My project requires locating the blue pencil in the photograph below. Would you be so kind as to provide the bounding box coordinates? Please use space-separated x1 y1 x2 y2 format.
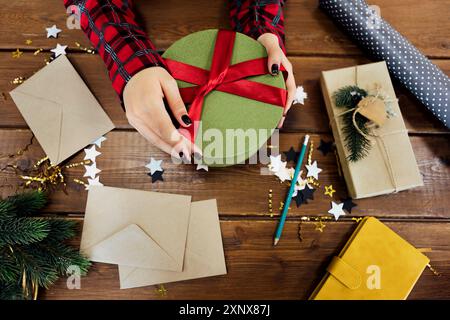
273 134 310 246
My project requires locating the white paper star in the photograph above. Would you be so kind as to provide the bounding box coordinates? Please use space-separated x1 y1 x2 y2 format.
269 154 283 173
46 25 62 38
145 157 163 175
84 145 101 162
306 161 322 180
83 162 101 179
85 176 103 190
196 163 209 171
92 136 107 148
51 44 67 57
328 201 345 220
275 162 291 182
293 86 308 105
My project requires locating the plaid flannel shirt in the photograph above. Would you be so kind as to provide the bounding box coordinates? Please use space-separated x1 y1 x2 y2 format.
64 0 286 98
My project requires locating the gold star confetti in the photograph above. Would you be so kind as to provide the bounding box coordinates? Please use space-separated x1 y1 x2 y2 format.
352 217 363 223
12 49 23 59
155 284 167 297
34 48 43 56
324 184 336 198
314 220 326 232
25 39 33 45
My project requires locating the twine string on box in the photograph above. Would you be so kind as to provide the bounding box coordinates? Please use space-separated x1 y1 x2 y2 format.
331 66 408 192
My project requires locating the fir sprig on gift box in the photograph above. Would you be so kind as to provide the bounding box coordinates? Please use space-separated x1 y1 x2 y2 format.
0 191 90 300
333 86 371 162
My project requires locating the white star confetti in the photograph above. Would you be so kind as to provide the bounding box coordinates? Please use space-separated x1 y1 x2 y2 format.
85 176 103 190
328 201 345 220
145 157 163 175
84 145 101 162
292 86 308 105
92 136 107 148
83 162 101 179
275 162 291 182
269 154 283 173
196 163 209 171
46 25 62 38
51 43 67 57
306 160 322 180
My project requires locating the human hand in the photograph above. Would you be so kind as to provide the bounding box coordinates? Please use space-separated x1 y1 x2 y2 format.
123 67 201 162
257 33 296 128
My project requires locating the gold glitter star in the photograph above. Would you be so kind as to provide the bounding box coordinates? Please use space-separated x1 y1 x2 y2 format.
25 39 33 45
12 49 23 59
155 284 167 297
352 217 363 223
314 220 326 232
324 184 336 198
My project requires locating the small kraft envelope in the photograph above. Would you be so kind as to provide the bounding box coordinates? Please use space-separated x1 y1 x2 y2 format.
80 186 192 272
10 55 115 165
119 199 227 289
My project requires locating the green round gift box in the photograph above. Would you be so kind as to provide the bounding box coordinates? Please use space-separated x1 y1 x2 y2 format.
162 29 286 167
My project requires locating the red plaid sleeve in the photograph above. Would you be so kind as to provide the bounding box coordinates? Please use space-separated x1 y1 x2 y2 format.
229 0 286 52
64 0 165 98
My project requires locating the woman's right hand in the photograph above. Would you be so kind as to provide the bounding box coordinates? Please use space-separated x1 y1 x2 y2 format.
123 67 201 162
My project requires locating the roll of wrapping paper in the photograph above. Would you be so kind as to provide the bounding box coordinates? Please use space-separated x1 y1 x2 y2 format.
319 0 450 129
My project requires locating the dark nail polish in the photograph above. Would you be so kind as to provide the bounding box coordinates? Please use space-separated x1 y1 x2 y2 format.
181 115 192 126
271 64 279 75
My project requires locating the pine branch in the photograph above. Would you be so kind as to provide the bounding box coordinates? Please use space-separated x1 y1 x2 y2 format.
28 240 90 277
333 85 367 108
333 85 372 162
45 219 78 242
0 248 20 283
11 245 59 289
0 217 50 246
7 191 47 217
342 112 371 162
0 200 16 219
0 282 24 300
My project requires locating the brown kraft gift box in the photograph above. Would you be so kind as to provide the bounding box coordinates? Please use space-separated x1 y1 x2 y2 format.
320 61 423 199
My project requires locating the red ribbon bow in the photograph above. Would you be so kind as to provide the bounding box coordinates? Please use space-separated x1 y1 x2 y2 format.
164 30 287 142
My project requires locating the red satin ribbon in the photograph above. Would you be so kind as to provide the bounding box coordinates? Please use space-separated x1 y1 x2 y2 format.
164 29 287 142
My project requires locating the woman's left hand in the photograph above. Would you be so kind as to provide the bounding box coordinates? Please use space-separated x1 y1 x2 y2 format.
258 33 296 128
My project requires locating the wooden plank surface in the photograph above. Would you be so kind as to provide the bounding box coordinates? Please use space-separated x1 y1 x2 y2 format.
1 0 449 58
1 53 448 133
0 0 449 301
1 129 449 218
41 219 450 300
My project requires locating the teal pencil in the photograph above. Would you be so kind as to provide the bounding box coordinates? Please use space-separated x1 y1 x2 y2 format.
273 134 310 246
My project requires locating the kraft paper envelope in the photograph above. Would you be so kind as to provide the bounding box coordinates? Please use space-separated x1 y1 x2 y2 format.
10 55 115 165
119 199 227 289
80 186 192 272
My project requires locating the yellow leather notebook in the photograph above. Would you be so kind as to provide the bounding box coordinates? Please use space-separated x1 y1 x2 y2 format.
310 217 429 300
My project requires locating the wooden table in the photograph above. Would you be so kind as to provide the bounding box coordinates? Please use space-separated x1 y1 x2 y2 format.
0 0 449 300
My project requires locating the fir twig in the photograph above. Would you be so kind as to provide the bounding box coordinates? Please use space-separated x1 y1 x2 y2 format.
0 191 90 299
333 85 372 162
0 282 24 300
7 191 47 216
0 217 50 246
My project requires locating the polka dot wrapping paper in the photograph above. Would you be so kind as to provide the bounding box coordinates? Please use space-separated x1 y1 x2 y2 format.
319 0 450 129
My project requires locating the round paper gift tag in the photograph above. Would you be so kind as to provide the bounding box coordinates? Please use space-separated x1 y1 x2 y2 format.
162 29 285 167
